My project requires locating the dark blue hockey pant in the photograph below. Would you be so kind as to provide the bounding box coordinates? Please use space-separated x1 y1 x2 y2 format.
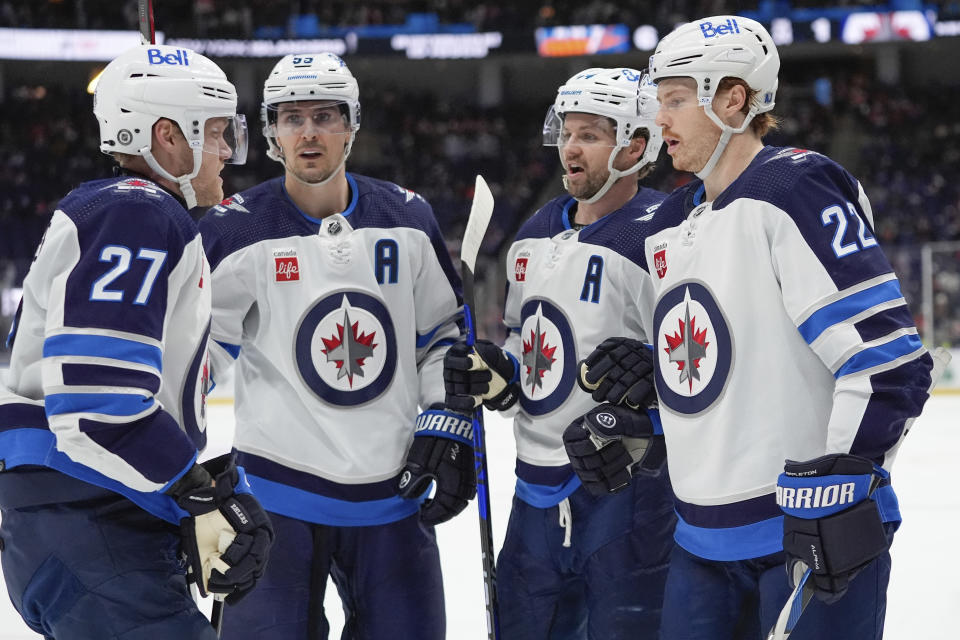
0 468 216 639
219 510 445 640
497 471 676 640
659 525 894 640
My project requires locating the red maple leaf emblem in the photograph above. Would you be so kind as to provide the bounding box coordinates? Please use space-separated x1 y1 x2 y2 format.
521 329 557 395
321 321 378 388
663 316 710 392
125 179 149 187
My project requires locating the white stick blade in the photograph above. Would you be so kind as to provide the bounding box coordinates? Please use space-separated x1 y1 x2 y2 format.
461 175 494 274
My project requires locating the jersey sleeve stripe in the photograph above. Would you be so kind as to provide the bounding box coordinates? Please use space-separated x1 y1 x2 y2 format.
61 363 161 394
834 333 925 378
45 392 156 418
214 339 241 360
415 324 443 348
43 334 163 371
797 279 904 344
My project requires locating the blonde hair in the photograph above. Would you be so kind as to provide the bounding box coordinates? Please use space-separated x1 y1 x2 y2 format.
716 77 779 137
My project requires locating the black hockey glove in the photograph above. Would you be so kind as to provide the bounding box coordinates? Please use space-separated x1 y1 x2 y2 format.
578 337 656 410
398 406 477 526
777 453 894 604
168 454 274 604
443 339 520 413
562 403 666 497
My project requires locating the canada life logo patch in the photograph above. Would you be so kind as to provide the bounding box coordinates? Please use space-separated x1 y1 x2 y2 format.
653 242 667 279
515 257 528 282
653 281 733 415
274 248 300 282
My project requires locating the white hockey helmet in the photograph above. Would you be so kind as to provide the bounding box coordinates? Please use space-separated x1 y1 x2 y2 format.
261 53 361 169
649 16 779 179
94 44 247 207
544 67 663 204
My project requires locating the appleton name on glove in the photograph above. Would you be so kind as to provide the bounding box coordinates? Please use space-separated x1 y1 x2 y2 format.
777 453 894 603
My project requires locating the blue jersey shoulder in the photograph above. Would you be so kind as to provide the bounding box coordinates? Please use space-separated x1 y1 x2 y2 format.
579 187 673 270
718 146 890 290
55 177 196 340
516 188 672 271
59 177 197 247
515 195 571 242
349 173 438 235
199 177 314 271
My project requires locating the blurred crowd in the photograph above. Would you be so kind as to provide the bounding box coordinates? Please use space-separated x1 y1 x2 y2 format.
3 1 959 38
3 56 960 350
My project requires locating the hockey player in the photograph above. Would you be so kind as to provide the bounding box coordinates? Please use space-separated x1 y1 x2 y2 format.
0 44 273 639
569 17 940 640
198 53 470 639
443 68 679 639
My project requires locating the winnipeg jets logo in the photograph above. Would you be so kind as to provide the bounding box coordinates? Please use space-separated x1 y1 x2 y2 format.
321 307 378 388
663 299 710 392
653 282 732 415
295 291 397 405
522 315 557 394
517 299 576 415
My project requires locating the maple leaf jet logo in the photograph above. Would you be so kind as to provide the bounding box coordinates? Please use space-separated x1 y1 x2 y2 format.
521 316 557 394
663 300 710 393
321 308 377 388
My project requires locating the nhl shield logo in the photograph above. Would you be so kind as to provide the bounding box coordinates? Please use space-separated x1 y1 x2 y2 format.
654 249 667 279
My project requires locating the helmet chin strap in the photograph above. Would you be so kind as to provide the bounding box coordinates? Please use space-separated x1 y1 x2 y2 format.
566 146 644 205
142 147 204 209
695 105 756 181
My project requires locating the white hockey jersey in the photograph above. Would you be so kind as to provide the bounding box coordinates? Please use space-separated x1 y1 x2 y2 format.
644 146 934 561
0 175 210 523
502 188 677 506
199 173 463 526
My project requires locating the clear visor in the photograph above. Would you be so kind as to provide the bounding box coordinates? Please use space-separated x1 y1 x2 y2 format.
267 100 354 137
201 113 248 165
542 106 617 148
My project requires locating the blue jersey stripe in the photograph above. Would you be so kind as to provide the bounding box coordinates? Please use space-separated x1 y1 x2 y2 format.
835 333 924 378
43 334 163 371
0 428 189 524
674 513 784 561
797 279 903 344
61 363 161 394
514 475 581 508
415 324 442 348
215 340 241 360
46 393 155 417
247 473 421 526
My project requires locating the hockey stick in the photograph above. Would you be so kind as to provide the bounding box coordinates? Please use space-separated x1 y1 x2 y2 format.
460 175 502 640
766 563 814 640
766 346 952 640
137 0 155 45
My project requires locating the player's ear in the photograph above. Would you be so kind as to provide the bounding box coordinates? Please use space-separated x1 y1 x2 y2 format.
718 84 748 123
628 132 648 161
152 118 181 152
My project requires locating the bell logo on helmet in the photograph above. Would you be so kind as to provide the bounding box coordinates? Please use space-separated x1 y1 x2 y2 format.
699 18 741 38
147 48 190 66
